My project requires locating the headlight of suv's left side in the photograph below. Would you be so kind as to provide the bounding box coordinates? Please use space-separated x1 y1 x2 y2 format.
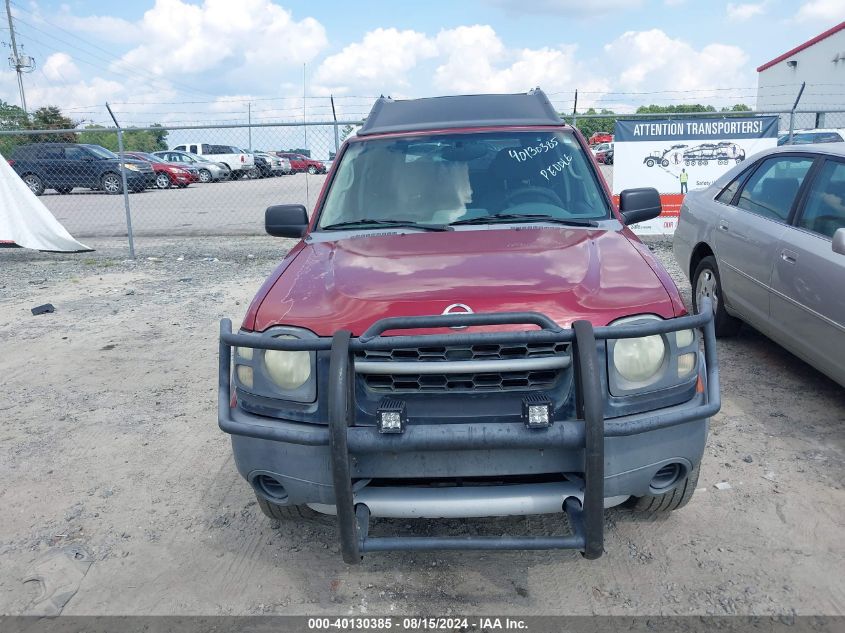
232 326 317 403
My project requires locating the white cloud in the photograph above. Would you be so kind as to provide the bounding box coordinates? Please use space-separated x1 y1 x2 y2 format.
41 53 81 83
794 0 845 22
55 5 142 44
726 2 767 21
116 0 327 80
312 28 438 95
485 0 643 16
605 29 750 97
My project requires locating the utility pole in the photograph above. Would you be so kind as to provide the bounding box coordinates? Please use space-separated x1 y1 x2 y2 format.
247 102 252 150
5 0 35 113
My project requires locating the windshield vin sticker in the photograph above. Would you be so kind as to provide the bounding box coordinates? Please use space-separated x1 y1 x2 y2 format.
540 155 572 181
508 138 559 162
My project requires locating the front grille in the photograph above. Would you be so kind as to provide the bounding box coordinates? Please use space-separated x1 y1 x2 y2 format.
357 342 569 393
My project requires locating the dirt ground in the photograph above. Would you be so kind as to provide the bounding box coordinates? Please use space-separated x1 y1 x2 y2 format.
0 235 843 616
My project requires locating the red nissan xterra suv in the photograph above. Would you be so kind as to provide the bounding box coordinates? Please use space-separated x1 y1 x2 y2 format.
218 90 720 563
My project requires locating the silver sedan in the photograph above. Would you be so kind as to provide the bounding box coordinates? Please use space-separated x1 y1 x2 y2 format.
152 150 230 182
674 143 845 386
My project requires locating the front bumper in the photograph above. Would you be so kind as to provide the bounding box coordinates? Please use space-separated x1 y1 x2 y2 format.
218 304 720 562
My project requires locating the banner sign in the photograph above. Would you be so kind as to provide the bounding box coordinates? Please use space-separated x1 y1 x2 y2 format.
612 116 779 234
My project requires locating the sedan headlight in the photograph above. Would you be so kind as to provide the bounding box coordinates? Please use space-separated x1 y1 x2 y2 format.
233 327 316 403
121 163 140 171
608 315 698 395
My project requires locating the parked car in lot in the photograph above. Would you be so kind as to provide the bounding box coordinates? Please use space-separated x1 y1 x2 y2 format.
218 90 721 564
255 151 289 176
604 147 614 165
595 144 613 164
276 152 326 174
171 143 254 179
777 128 845 146
589 132 613 146
124 151 196 189
674 143 845 386
591 142 612 156
152 150 230 183
8 143 154 195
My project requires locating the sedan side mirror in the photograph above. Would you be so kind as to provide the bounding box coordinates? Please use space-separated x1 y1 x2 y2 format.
266 204 309 238
833 228 845 256
619 187 662 225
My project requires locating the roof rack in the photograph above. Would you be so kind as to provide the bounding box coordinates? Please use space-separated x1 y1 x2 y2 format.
357 88 563 137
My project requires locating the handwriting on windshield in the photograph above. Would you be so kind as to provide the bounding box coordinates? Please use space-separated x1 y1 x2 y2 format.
540 155 572 181
508 139 559 162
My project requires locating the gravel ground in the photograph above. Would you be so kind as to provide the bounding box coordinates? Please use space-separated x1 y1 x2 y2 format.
0 234 843 616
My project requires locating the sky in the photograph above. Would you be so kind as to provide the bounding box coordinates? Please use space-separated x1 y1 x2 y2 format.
1 0 844 128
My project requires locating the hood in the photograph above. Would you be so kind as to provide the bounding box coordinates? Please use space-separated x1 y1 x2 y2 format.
251 227 676 336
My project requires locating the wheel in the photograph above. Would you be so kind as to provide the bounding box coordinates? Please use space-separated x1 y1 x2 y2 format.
23 174 45 196
661 158 669 167
307 165 317 175
247 167 260 179
692 255 742 337
645 158 655 167
255 494 330 523
155 172 172 189
625 463 700 514
198 169 212 183
101 173 123 194
54 186 73 195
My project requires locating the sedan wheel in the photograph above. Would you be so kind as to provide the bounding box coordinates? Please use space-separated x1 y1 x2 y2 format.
692 255 741 337
199 169 212 183
23 174 45 196
155 172 172 189
307 165 317 175
101 173 123 195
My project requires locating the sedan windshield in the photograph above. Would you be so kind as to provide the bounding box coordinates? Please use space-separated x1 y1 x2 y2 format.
86 145 118 159
317 130 609 229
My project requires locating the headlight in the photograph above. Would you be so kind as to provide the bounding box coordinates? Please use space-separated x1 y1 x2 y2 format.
122 163 140 171
233 328 316 403
264 336 311 389
608 315 699 396
613 334 666 382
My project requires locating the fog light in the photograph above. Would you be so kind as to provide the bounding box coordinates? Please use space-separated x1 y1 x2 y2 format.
677 353 696 378
522 393 552 428
377 398 406 434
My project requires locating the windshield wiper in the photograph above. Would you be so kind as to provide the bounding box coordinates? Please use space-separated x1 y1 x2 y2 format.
321 218 452 232
450 213 598 227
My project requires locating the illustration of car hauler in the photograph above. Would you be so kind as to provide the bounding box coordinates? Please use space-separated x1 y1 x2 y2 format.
644 142 746 167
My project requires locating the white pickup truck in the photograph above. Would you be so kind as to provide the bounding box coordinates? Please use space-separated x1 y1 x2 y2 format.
171 143 255 179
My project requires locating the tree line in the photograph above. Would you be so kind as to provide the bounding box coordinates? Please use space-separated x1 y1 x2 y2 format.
0 101 168 158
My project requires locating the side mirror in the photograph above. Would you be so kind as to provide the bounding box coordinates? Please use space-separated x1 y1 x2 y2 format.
265 204 309 238
619 187 662 225
833 228 845 256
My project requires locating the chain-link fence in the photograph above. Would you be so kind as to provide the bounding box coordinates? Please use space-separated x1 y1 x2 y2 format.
0 120 359 251
3 109 845 253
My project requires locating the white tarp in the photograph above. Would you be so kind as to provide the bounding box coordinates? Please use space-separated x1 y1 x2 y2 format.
0 151 91 252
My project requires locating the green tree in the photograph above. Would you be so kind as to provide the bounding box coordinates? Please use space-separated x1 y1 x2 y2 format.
635 104 718 114
78 125 170 152
570 108 617 140
0 100 29 158
29 106 78 142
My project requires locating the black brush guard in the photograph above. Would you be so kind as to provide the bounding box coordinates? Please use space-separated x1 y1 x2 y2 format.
218 300 719 563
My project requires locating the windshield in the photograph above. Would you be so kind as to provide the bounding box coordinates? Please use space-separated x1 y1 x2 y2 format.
317 130 610 229
86 145 118 159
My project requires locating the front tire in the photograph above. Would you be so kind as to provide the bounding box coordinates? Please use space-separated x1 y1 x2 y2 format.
625 463 700 514
255 495 329 523
307 165 317 175
155 172 172 189
692 255 741 337
101 173 123 195
198 169 212 183
23 174 45 196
